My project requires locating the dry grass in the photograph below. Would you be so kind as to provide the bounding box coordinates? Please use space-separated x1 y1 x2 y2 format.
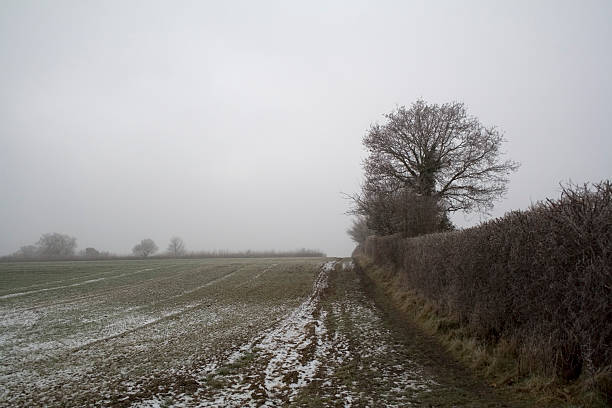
355 255 610 407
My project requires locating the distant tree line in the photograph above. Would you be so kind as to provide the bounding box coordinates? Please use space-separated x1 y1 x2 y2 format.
177 248 326 258
3 234 324 261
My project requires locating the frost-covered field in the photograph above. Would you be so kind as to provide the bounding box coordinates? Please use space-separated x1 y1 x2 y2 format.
0 258 325 406
0 258 518 407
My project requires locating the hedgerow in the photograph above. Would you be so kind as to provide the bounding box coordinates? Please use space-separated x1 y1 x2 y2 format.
361 181 611 383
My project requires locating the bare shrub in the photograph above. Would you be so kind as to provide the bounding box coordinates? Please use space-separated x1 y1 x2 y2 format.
360 181 612 382
347 216 372 245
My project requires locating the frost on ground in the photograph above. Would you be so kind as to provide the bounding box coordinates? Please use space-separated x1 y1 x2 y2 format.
1 257 506 408
0 258 321 407
132 259 440 407
132 260 335 407
287 259 438 407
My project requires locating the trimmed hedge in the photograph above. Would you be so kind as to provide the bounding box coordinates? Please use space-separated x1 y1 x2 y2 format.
361 181 611 380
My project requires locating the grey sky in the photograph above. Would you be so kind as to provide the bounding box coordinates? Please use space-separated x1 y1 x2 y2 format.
1 0 611 257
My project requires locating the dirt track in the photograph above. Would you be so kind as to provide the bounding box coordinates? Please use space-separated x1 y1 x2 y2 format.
1 259 533 407
134 259 532 407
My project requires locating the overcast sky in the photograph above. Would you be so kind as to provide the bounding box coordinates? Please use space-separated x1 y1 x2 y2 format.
1 0 611 257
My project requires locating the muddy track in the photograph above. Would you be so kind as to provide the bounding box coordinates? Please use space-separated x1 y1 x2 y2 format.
132 260 337 407
353 261 534 407
132 260 534 407
1 259 535 407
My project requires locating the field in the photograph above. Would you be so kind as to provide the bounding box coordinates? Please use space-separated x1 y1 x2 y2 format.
0 258 530 407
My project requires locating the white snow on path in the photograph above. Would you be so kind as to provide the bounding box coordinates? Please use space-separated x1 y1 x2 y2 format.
133 260 338 408
259 260 334 402
128 259 440 407
204 260 336 407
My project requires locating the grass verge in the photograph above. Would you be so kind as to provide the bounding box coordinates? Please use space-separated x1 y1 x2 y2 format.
354 255 610 408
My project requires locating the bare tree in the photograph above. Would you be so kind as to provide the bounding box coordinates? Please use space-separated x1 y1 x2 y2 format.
350 182 452 237
347 216 372 244
13 245 39 259
363 100 519 213
167 236 186 257
37 233 77 257
132 239 158 257
352 100 518 236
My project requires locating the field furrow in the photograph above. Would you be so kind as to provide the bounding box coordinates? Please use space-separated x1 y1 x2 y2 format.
1 257 529 407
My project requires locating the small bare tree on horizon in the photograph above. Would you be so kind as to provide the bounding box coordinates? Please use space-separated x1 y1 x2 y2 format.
132 239 158 257
167 236 186 257
37 233 77 257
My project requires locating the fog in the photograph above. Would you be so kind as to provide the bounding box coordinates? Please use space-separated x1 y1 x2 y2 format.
1 0 611 257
